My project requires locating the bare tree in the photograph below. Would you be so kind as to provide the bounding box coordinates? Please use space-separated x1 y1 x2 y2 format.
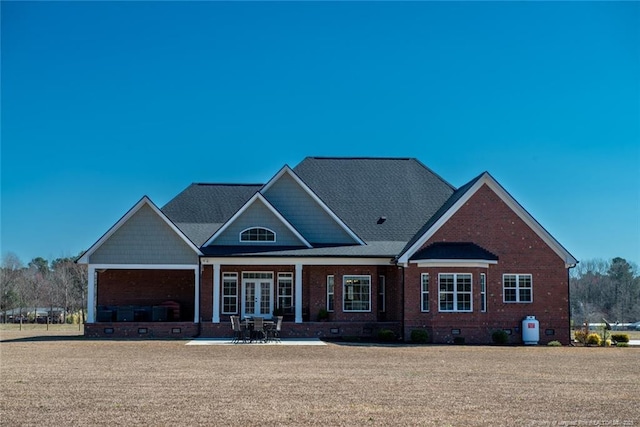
0 253 24 322
571 257 640 325
51 256 87 323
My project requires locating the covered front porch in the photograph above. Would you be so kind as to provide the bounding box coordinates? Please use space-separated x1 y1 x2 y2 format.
86 264 200 322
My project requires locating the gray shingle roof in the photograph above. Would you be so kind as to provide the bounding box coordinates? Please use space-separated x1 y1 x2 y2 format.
410 242 498 261
293 157 455 242
397 172 485 258
162 158 461 257
162 183 262 223
201 241 406 257
162 184 262 246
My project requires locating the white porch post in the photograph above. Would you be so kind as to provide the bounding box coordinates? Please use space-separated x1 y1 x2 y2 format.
295 263 303 323
212 263 221 323
87 266 96 323
193 266 200 323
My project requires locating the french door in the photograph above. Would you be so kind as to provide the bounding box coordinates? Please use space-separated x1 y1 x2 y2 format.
241 272 273 318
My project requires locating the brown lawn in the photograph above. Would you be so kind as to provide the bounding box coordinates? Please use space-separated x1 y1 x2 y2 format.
1 326 638 426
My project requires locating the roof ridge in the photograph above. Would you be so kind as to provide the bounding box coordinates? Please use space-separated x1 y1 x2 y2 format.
193 183 263 187
308 156 414 160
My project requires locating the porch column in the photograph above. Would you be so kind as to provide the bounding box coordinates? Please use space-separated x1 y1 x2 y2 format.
193 266 200 323
87 266 96 323
212 263 221 323
295 263 303 323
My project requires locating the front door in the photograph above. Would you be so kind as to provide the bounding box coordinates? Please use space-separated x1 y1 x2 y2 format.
242 272 273 318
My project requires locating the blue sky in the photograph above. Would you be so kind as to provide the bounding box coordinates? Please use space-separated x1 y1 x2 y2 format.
1 1 639 266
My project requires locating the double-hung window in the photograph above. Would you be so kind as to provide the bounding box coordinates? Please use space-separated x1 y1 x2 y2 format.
326 275 334 312
438 273 472 312
480 273 487 312
503 274 532 303
222 273 238 314
378 275 386 313
343 275 371 312
277 273 293 314
421 273 430 312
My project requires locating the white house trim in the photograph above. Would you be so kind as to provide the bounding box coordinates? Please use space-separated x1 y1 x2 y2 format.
201 257 393 266
87 264 198 270
203 193 312 248
397 173 578 268
411 259 498 268
87 266 96 323
212 263 221 323
295 264 303 323
76 196 202 264
260 165 365 245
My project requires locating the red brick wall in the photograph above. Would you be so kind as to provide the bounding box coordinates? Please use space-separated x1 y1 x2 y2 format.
206 265 297 322
403 184 571 344
92 182 571 344
199 264 400 324
303 265 398 322
97 269 196 321
85 322 198 339
200 266 212 321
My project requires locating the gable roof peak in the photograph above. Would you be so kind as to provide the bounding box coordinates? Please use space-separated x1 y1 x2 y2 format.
397 171 578 268
77 195 202 264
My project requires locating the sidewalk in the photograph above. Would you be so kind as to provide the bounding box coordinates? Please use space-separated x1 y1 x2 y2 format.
186 338 327 346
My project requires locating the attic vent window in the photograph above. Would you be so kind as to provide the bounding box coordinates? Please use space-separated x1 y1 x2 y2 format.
240 227 276 242
377 216 387 224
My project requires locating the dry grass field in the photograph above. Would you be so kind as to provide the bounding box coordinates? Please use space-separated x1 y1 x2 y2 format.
1 326 638 427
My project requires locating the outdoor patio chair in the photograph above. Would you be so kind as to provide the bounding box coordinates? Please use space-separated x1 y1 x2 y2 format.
230 316 247 343
267 316 283 343
251 317 266 343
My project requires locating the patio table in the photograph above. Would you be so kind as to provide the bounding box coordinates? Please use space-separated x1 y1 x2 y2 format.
242 318 275 342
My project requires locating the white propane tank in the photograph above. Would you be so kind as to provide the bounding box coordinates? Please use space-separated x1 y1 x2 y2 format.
522 316 540 345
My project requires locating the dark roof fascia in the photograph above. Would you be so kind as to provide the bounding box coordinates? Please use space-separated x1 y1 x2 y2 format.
410 242 499 261
200 245 309 256
199 241 406 258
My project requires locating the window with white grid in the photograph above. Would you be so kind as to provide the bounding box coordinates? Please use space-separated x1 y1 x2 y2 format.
438 273 472 312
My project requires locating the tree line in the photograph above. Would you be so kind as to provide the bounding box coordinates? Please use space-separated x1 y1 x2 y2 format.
1 251 638 325
0 252 87 323
570 257 640 326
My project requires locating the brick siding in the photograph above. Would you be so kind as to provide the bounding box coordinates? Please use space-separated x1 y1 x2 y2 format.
403 184 571 344
97 269 196 321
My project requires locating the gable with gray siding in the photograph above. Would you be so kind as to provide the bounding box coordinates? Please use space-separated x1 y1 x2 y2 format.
208 199 306 247
90 204 199 265
262 172 356 245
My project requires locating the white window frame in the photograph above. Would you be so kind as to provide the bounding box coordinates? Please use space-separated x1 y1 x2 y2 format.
378 275 386 313
222 272 238 314
421 273 430 312
239 227 276 242
503 274 533 303
277 272 294 314
343 275 371 312
438 273 473 312
327 275 334 312
241 271 274 318
480 273 487 312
